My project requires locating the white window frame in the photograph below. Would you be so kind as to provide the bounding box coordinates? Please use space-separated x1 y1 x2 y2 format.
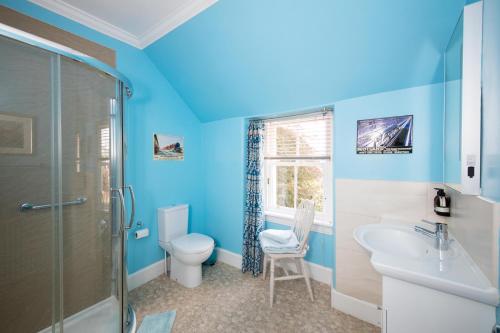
262 113 333 235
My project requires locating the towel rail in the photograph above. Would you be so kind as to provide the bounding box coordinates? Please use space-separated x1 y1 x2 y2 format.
19 196 87 211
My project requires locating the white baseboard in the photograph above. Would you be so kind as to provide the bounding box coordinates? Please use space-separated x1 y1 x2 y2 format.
331 288 382 327
216 247 332 286
216 248 242 268
126 248 332 291
307 261 332 285
127 259 165 291
276 258 332 285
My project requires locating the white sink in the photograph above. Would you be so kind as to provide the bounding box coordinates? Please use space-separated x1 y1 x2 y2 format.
353 223 498 306
354 224 457 260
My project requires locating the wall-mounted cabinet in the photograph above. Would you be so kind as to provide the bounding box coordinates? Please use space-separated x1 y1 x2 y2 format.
444 1 483 195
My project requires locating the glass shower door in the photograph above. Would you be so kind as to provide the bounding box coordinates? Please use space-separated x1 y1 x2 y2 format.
0 35 62 333
0 33 126 332
58 56 123 332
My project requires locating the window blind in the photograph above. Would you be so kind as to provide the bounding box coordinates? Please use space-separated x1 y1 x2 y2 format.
100 127 110 159
264 111 332 160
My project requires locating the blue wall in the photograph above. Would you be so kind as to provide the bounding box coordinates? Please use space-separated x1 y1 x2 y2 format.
444 80 462 185
144 0 464 122
199 82 444 270
335 83 444 182
202 118 245 254
0 0 455 277
0 0 206 274
443 13 463 185
201 117 335 268
1 0 339 274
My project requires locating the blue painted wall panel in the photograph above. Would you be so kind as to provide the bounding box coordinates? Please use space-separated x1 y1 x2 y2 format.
202 118 246 254
145 0 464 122
335 83 444 182
444 80 462 185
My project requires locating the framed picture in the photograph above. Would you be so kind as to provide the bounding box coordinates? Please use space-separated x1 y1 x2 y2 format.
0 114 33 155
153 133 184 160
356 115 413 154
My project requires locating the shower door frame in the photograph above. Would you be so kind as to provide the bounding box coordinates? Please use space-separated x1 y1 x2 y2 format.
0 23 135 333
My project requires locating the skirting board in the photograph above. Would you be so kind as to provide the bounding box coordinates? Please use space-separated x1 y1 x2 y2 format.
128 260 165 291
126 248 332 291
216 247 243 268
331 288 382 327
216 247 332 285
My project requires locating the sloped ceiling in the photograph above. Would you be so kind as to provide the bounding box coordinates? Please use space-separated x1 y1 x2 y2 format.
145 0 465 122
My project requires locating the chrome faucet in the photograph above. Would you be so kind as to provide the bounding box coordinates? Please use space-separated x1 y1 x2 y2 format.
414 219 450 251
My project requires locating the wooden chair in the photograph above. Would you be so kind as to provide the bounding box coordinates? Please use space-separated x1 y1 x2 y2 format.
261 200 315 306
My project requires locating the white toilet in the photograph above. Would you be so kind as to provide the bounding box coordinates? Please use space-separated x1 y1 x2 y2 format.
157 204 214 288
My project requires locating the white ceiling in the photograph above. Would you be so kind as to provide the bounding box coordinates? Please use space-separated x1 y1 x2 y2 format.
29 0 217 48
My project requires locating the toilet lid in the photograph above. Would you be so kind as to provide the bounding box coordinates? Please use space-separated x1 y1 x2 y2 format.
171 233 214 255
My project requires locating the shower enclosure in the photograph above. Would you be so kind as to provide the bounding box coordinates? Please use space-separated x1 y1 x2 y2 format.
0 24 136 332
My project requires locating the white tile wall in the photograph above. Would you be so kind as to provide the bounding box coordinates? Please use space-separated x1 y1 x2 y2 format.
446 186 500 287
336 179 444 305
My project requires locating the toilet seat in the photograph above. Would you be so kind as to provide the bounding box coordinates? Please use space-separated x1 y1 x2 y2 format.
171 233 214 255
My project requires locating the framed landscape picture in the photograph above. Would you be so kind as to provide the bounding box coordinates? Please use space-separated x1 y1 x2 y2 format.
356 115 413 154
0 113 33 155
153 133 184 160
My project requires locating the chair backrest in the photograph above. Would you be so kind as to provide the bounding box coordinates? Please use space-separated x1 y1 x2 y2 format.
293 200 315 252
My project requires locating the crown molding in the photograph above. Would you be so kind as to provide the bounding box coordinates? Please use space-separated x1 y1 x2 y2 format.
28 0 217 49
137 0 217 48
29 0 141 47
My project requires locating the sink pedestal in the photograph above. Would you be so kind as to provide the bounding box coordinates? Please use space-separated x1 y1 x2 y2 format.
382 276 495 333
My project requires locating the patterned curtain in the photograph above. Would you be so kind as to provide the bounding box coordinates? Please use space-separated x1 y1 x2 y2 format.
242 120 265 276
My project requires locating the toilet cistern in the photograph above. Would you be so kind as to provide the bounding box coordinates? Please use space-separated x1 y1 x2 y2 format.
157 205 214 288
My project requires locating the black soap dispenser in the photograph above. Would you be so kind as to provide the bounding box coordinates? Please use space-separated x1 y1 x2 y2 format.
434 188 451 217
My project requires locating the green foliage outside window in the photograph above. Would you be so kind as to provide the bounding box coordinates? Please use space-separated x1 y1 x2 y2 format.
274 126 324 212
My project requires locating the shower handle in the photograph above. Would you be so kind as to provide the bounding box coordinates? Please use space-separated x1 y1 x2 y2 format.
111 188 126 232
123 185 135 230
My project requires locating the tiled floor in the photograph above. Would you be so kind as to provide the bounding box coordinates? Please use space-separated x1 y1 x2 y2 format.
129 262 380 333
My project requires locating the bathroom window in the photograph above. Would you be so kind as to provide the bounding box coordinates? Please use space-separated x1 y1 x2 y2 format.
263 111 333 225
100 126 110 209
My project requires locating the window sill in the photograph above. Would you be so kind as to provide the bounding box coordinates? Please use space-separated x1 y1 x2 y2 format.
264 211 333 235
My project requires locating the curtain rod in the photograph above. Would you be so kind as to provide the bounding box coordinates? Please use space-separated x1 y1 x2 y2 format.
250 106 334 122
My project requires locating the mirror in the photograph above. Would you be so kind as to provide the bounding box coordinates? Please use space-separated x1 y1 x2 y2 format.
443 2 482 195
443 15 464 190
444 13 463 190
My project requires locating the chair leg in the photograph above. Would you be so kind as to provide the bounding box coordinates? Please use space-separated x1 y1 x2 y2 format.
270 258 275 307
295 258 301 275
300 258 314 301
262 254 267 280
